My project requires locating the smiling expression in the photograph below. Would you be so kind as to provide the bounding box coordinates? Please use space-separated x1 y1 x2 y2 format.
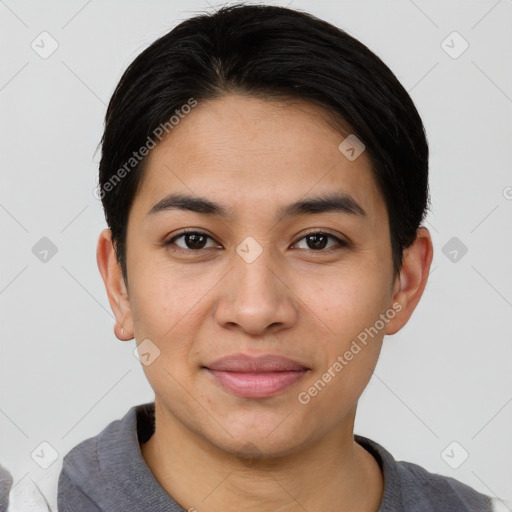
117 94 402 457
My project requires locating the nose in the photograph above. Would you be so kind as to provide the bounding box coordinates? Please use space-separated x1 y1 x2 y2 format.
214 246 298 337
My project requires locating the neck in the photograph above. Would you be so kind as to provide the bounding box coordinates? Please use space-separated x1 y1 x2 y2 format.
141 399 383 512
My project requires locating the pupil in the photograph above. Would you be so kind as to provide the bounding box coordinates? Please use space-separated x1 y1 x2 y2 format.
183 233 329 250
186 233 206 249
308 233 327 250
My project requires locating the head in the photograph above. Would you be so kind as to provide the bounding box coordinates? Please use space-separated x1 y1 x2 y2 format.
97 4 433 460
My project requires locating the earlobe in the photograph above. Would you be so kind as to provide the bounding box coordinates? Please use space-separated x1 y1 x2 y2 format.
96 229 135 341
385 227 434 335
113 322 133 342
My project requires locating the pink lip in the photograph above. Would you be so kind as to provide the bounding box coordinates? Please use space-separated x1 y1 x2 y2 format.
204 354 309 398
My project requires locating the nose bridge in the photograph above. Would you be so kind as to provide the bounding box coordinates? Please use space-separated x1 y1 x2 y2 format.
232 236 282 302
214 236 297 334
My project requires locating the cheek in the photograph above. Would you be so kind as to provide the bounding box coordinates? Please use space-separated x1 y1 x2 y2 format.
128 259 213 340
301 268 391 345
294 269 389 394
127 274 200 387
295 277 386 419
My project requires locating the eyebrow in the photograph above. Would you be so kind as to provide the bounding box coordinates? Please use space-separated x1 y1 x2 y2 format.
146 192 367 221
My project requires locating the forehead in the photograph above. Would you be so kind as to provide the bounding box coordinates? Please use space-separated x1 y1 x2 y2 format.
133 94 384 224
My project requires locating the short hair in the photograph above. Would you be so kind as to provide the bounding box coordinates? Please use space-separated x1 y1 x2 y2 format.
98 3 430 283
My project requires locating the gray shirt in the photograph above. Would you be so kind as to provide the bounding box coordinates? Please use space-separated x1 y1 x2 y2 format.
57 402 500 511
0 464 12 512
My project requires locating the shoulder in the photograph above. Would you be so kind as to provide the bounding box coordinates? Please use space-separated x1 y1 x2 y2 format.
1 464 12 512
58 413 125 501
396 458 496 511
57 429 103 511
58 403 154 511
59 402 141 479
355 435 509 512
1 462 54 512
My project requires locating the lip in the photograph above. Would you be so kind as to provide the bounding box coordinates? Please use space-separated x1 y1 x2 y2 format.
203 354 310 398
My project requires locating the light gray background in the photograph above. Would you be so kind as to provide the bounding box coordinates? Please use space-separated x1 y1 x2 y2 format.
1 0 511 507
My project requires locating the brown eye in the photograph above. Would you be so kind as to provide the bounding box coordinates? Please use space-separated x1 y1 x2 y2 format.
294 231 347 251
165 231 219 251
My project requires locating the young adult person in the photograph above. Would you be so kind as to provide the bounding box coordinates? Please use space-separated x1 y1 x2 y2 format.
56 4 507 511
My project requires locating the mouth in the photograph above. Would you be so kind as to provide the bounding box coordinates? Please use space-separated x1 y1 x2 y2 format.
203 354 310 399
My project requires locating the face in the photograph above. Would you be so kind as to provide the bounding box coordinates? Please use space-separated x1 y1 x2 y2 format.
119 95 402 458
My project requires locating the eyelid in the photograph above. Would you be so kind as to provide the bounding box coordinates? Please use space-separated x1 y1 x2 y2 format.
164 228 349 252
164 228 220 249
291 230 349 250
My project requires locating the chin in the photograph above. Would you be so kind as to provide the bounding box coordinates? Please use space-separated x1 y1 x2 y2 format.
202 411 312 459
220 433 306 463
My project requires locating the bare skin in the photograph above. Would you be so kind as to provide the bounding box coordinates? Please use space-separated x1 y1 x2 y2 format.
97 94 433 511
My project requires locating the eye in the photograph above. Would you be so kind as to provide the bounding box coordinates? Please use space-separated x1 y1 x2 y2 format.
163 229 348 253
293 231 348 251
164 230 220 252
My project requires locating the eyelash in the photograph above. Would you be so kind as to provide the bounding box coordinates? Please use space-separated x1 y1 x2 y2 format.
163 229 348 254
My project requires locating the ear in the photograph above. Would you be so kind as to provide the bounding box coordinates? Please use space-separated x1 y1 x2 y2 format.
385 227 434 335
96 229 134 341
